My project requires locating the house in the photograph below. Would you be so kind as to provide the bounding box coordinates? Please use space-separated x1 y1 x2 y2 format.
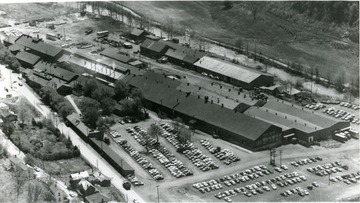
88 173 111 187
15 51 41 68
77 179 97 197
14 35 64 62
129 28 148 42
260 85 285 96
49 182 68 203
85 193 110 203
194 56 274 89
66 113 103 140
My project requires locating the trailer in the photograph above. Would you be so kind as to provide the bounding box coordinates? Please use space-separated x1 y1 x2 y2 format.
97 30 109 38
46 33 57 41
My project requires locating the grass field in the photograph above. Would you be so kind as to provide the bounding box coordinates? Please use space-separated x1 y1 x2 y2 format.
122 1 359 83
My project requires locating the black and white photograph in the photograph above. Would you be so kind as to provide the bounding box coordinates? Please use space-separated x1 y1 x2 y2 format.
0 0 358 202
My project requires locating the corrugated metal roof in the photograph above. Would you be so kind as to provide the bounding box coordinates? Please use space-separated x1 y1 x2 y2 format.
15 51 40 65
194 56 266 84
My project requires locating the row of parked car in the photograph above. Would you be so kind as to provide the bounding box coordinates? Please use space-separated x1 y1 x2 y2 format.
280 186 311 197
213 171 308 201
289 156 323 167
195 165 272 196
149 147 193 178
118 142 164 181
323 107 360 124
109 130 121 138
127 125 193 178
303 103 326 110
158 123 219 172
200 139 240 165
340 102 360 110
306 161 348 176
341 171 360 184
126 174 144 186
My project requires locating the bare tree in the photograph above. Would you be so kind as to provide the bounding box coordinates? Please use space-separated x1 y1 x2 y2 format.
248 2 263 21
17 98 30 129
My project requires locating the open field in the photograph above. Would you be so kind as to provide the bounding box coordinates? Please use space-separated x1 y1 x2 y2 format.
122 1 359 82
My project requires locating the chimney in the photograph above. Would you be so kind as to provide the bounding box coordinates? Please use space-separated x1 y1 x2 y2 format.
199 87 201 90
211 100 213 104
221 104 224 108
198 95 200 99
234 108 237 113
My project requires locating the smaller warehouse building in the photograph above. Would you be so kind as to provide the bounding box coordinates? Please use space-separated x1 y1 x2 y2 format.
194 56 274 89
15 35 64 62
140 39 169 59
15 51 41 68
129 28 148 43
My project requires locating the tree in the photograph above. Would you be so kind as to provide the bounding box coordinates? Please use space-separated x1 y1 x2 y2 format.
177 127 191 144
79 97 101 128
96 117 110 135
91 87 114 102
27 183 43 203
24 154 36 166
114 80 129 100
100 97 116 116
172 117 183 134
2 120 14 137
83 78 98 97
147 124 161 146
335 72 345 92
235 38 243 49
17 98 30 129
223 0 233 10
57 101 74 118
248 2 263 21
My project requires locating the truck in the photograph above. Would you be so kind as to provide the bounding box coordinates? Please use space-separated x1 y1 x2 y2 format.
46 33 57 41
96 30 109 38
333 133 347 143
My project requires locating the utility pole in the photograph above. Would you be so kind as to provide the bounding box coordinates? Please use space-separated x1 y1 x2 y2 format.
156 185 160 203
270 148 276 166
279 149 282 166
328 173 331 185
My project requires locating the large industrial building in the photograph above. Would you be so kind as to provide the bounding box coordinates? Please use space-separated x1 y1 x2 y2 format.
125 72 283 151
194 56 274 89
244 99 350 145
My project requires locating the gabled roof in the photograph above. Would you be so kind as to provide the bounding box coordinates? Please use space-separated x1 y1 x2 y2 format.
9 44 24 52
165 49 199 64
131 28 146 37
66 113 89 136
140 38 154 48
194 56 273 84
3 35 21 45
126 71 181 89
174 95 276 141
90 138 134 172
33 61 78 83
15 51 40 65
15 35 62 58
70 170 90 180
78 179 94 191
